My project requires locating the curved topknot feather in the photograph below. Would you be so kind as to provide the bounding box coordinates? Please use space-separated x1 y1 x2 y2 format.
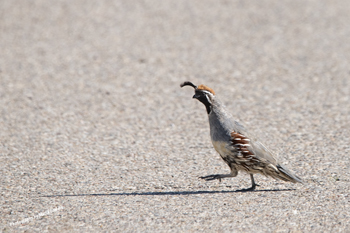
180 81 197 89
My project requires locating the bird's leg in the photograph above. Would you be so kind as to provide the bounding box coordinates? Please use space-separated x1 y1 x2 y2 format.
199 173 233 181
200 169 237 182
236 174 260 192
250 174 259 190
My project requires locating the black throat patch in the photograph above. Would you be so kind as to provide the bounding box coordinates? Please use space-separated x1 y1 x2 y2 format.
196 95 211 114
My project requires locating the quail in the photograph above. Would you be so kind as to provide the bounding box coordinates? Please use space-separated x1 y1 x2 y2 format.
180 81 302 191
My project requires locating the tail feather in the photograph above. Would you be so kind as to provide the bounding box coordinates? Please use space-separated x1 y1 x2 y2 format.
276 165 303 183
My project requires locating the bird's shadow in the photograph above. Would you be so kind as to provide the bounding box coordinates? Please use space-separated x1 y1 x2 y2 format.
41 188 295 198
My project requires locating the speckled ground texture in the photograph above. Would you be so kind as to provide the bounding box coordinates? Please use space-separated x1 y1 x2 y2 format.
1 0 350 232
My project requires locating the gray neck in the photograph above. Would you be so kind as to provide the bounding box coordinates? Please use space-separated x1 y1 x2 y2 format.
208 97 236 142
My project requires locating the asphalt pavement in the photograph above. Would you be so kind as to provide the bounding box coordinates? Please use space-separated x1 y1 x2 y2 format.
1 0 349 232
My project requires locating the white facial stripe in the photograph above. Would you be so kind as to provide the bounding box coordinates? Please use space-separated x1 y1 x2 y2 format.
205 94 212 104
201 90 214 96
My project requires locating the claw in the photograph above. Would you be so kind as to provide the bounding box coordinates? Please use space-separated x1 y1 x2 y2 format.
199 175 222 181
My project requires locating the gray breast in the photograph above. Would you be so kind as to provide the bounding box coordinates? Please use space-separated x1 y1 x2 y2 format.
208 103 235 143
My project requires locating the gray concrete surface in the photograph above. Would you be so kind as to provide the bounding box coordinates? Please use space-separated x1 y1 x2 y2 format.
1 0 349 232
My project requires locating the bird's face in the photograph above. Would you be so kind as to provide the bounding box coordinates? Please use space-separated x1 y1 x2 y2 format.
193 89 214 114
180 81 215 114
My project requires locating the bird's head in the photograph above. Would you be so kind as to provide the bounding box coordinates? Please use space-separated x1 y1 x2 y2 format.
180 81 216 114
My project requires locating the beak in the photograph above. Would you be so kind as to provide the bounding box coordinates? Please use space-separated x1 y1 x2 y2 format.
193 94 199 99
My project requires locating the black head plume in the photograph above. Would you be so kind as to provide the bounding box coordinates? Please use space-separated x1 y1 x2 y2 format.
181 81 213 114
180 81 197 89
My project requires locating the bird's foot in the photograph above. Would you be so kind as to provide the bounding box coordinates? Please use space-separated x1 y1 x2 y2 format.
199 174 223 181
236 184 260 192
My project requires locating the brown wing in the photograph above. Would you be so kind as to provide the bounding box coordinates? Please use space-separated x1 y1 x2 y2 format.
230 125 278 165
231 131 276 172
229 125 302 183
229 131 263 172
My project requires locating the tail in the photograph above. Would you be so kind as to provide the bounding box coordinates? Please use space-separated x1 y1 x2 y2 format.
276 165 303 183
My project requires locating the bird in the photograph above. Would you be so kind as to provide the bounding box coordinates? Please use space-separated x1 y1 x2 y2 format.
180 81 302 191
